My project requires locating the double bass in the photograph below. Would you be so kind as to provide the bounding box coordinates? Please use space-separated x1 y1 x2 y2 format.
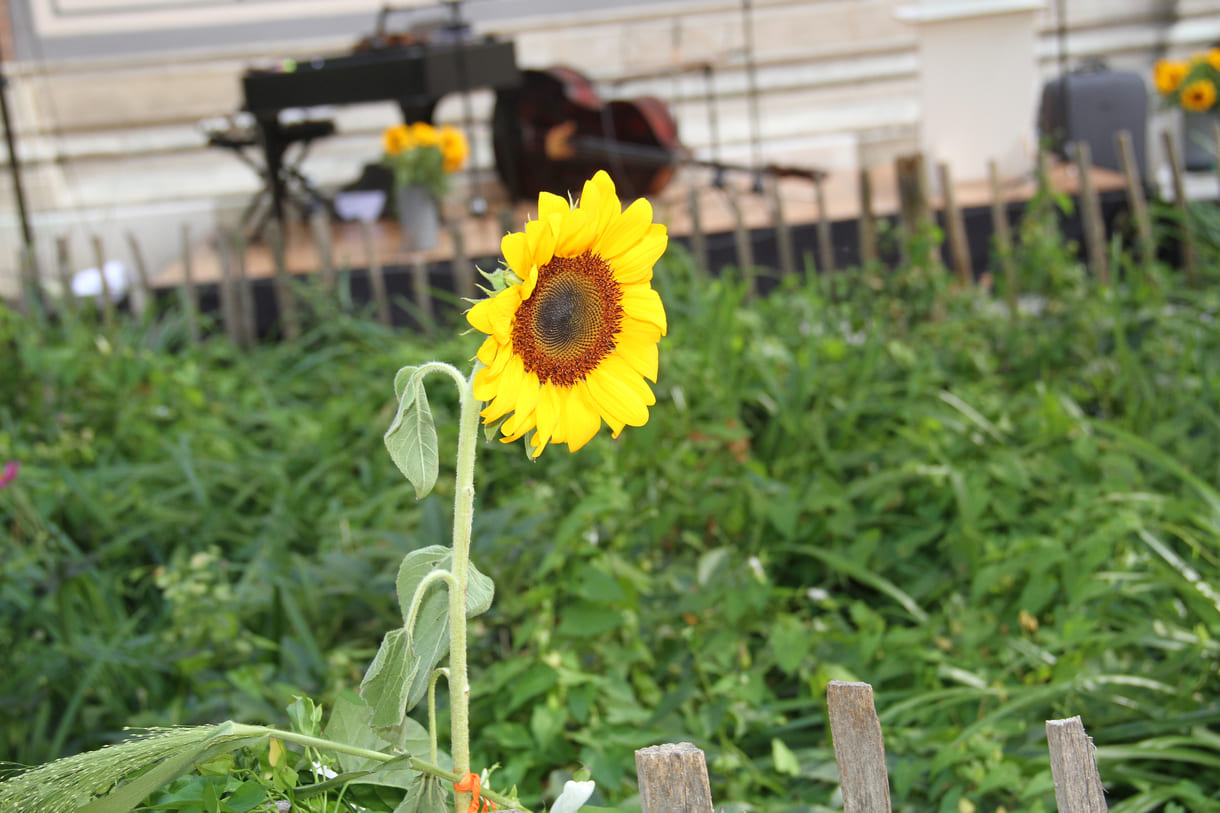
492 66 686 201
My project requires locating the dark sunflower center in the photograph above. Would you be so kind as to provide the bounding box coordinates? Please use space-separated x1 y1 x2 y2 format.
512 252 623 386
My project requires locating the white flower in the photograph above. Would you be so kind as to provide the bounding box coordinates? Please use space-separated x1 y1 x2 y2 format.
550 779 596 813
310 761 338 780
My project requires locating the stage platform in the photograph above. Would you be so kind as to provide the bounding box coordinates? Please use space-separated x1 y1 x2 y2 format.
154 161 1127 285
150 160 1130 334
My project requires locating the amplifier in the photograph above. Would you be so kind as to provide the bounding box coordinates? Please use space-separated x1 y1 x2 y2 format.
1038 65 1148 178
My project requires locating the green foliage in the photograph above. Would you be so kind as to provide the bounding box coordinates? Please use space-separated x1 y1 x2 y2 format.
3 197 1220 812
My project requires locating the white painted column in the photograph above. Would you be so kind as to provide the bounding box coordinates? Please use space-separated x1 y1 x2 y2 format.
896 0 1043 182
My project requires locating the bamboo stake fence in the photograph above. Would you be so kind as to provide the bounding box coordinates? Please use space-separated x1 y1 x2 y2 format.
635 681 1111 813
7 128 1206 338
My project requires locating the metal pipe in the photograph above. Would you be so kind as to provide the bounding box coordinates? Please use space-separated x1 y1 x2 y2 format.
0 38 33 248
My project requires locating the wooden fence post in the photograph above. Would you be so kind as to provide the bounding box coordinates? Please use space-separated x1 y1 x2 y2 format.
124 231 153 317
90 234 116 329
1161 129 1197 284
815 172 834 274
178 224 201 344
267 220 301 340
858 167 877 267
827 680 893 813
725 184 756 294
361 221 392 327
937 161 972 285
988 158 1017 311
310 209 337 295
1073 141 1110 284
635 742 715 813
687 183 709 274
1114 130 1154 268
54 236 76 317
895 153 938 269
1046 717 1108 813
767 174 795 278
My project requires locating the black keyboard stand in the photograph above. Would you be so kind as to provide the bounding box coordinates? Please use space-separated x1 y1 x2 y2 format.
205 117 336 241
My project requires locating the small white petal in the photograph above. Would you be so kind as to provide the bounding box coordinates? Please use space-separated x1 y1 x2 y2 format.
550 779 596 813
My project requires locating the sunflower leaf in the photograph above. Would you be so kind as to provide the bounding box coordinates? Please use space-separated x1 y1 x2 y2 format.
384 368 438 499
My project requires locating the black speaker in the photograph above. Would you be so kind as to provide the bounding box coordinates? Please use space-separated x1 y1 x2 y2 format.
1038 64 1148 177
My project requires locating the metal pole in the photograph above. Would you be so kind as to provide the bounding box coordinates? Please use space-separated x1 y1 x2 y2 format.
0 38 33 248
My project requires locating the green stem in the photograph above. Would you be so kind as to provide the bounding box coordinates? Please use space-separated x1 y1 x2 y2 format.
236 725 529 811
449 367 481 813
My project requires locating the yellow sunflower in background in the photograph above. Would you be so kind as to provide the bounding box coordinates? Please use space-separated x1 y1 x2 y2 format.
1154 59 1189 94
439 126 469 173
1181 78 1218 112
467 170 668 457
383 124 412 156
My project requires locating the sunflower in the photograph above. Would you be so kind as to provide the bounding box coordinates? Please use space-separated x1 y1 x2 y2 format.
467 171 668 457
383 124 413 156
439 126 469 173
1154 59 1188 95
1181 78 1217 112
409 121 440 148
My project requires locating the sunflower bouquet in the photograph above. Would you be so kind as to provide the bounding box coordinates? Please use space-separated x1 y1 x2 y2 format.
382 121 469 200
1153 49 1220 113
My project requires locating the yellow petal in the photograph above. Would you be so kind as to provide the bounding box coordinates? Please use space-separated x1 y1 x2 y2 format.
586 363 650 429
524 218 557 272
613 331 659 382
501 231 532 278
610 224 668 284
530 382 563 456
563 381 603 452
514 369 541 422
620 284 667 335
620 314 663 342
597 197 653 259
500 401 536 442
580 170 621 239
480 355 526 422
599 354 656 406
538 191 570 221
553 208 595 257
476 335 499 366
467 286 521 343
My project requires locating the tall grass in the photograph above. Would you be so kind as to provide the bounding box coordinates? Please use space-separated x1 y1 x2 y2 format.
3 195 1220 811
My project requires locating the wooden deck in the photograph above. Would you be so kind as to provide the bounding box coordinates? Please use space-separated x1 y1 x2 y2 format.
152 161 1128 288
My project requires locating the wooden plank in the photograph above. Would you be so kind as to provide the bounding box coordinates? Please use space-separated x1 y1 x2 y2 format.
987 158 1016 312
1073 141 1110 284
827 680 892 813
635 742 715 813
1161 129 1197 284
938 161 972 285
1114 130 1153 268
1046 717 1108 813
